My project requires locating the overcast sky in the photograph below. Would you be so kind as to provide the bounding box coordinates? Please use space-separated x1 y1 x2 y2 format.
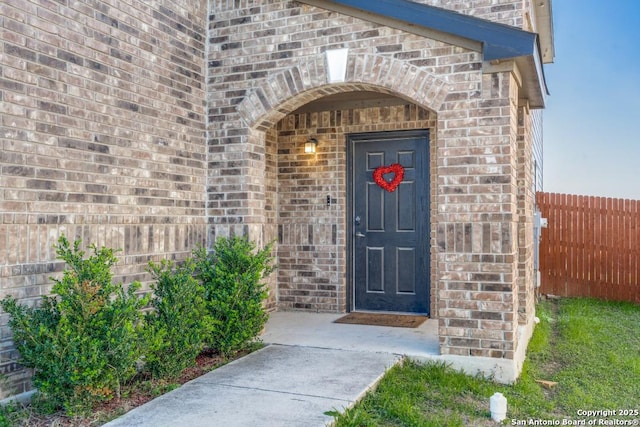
542 0 640 200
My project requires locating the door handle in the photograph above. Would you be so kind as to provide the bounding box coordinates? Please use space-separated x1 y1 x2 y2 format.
355 232 365 238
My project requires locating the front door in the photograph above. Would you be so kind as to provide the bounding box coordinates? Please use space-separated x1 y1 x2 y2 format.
349 130 430 314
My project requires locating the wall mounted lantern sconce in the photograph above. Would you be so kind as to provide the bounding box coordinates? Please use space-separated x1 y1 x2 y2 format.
304 137 318 154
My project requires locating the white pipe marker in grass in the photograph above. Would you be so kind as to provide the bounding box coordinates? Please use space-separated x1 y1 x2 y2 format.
490 392 507 422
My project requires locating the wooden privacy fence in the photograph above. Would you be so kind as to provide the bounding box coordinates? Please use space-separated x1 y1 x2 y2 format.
536 192 640 304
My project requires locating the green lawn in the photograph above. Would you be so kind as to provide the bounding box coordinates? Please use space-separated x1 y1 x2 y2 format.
331 298 640 427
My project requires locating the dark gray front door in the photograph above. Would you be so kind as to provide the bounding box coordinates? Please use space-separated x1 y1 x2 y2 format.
349 130 430 314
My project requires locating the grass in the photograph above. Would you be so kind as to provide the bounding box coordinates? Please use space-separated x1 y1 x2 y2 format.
332 298 640 426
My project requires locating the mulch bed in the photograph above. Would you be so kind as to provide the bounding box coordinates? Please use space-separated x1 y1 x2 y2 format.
12 348 252 427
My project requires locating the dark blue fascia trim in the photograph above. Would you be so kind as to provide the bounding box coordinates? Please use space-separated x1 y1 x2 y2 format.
324 0 538 61
533 38 550 97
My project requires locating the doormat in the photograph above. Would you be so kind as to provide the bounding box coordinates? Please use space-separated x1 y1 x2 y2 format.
334 312 428 328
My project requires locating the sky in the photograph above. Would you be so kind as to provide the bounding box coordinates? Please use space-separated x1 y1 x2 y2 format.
542 0 640 200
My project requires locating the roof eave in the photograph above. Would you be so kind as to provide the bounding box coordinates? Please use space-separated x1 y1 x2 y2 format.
515 43 548 109
302 0 539 60
299 0 549 108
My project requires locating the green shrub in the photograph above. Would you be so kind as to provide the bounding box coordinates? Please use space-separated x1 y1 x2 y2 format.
0 236 146 415
194 237 275 357
143 258 211 379
0 374 27 427
0 401 26 427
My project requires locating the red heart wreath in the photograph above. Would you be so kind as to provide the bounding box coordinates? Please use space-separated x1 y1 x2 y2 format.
373 163 405 192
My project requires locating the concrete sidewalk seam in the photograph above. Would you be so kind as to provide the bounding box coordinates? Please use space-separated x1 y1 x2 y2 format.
266 343 407 358
185 382 354 403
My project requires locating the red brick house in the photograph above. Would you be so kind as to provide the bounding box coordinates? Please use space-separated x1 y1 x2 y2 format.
0 0 553 397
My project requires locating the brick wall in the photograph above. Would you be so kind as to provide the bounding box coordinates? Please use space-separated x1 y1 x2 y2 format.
275 104 436 312
0 0 542 396
207 0 480 234
517 104 536 325
207 0 535 362
413 0 529 27
0 0 207 397
435 71 521 358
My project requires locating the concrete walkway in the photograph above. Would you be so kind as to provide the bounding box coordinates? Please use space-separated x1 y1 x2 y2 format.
104 312 437 427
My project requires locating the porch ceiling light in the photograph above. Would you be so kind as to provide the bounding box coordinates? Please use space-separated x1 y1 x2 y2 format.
305 137 318 153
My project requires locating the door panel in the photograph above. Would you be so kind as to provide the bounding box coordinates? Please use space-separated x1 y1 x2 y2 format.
397 180 415 231
349 131 430 314
397 247 416 294
366 247 384 292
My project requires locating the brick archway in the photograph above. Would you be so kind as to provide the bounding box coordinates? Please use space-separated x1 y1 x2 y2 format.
237 52 451 130
232 51 447 315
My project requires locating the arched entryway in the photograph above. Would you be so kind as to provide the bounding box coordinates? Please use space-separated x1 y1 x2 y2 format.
267 92 436 315
235 51 449 316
